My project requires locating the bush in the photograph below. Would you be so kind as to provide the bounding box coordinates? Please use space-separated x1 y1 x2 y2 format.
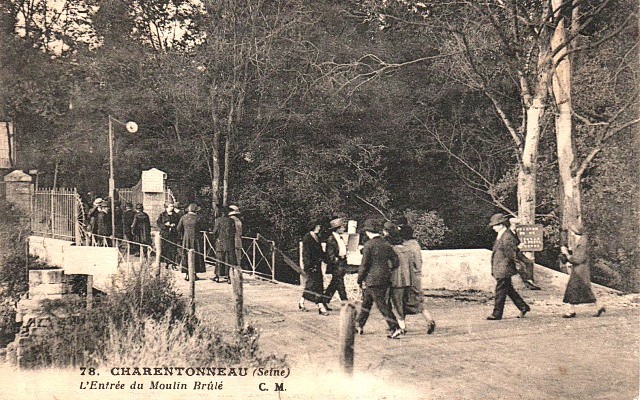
18 269 286 369
403 208 449 248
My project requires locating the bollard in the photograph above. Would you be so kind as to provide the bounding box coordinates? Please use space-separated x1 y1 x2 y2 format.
231 265 244 332
188 249 196 315
338 302 357 376
154 233 162 276
86 275 93 310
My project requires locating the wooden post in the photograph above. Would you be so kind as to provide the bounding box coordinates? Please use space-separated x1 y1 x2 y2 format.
231 264 244 332
139 246 145 270
299 241 305 287
338 302 357 376
271 241 276 282
73 191 81 244
86 275 93 310
154 233 162 276
251 239 256 276
188 249 196 315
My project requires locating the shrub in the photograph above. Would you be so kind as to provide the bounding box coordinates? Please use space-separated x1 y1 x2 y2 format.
18 268 286 369
403 208 449 248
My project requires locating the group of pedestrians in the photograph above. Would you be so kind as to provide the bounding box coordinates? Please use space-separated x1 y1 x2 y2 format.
299 217 436 339
486 213 605 321
156 202 243 283
85 197 151 252
299 212 607 340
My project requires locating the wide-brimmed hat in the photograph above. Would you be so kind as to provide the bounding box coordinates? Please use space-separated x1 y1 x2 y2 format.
360 218 382 233
99 200 110 207
187 203 199 212
135 203 143 211
329 218 344 229
487 213 509 227
93 198 103 206
228 205 241 216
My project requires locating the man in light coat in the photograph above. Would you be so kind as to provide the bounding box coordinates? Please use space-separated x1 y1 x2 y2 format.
487 213 531 320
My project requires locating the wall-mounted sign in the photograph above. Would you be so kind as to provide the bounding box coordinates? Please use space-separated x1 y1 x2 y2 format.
516 224 544 252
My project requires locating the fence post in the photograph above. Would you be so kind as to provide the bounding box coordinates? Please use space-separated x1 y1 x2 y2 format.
231 264 244 332
188 249 196 315
74 190 81 244
86 275 93 310
338 302 357 376
154 233 162 276
251 239 256 276
271 241 276 282
139 245 145 270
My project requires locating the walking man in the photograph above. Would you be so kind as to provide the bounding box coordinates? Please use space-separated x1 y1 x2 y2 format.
356 219 403 339
323 218 349 309
487 213 531 320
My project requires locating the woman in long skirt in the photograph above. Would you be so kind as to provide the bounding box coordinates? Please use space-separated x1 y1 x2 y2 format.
298 221 329 315
560 223 605 318
398 224 436 334
385 222 411 334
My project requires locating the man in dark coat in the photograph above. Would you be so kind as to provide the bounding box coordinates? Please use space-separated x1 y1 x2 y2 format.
487 213 531 320
356 219 403 339
157 202 180 268
122 202 135 242
177 203 206 280
323 218 349 308
210 206 237 283
94 200 112 245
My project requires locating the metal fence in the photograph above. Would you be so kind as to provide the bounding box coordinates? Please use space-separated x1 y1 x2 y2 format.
30 188 82 242
202 232 277 281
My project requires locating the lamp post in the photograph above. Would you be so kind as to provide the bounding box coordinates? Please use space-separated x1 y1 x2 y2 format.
108 115 138 242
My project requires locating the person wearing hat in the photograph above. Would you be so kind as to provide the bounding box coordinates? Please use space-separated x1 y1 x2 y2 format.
177 203 206 280
122 202 135 243
299 220 329 315
559 222 605 318
323 218 349 309
157 202 180 269
228 205 243 264
356 218 403 339
85 197 103 241
487 213 531 320
508 217 541 291
210 205 237 283
94 199 112 245
131 203 152 257
398 224 436 334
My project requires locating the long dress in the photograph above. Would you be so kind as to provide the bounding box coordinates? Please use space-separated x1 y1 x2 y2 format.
177 212 206 274
301 232 325 304
157 211 180 265
403 239 425 314
562 234 597 304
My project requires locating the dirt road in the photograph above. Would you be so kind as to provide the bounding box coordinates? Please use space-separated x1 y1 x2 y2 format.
176 269 639 400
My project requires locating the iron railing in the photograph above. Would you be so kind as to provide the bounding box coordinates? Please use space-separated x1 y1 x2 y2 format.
30 188 82 242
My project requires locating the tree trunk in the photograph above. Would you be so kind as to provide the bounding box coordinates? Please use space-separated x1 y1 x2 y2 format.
552 0 582 248
518 98 544 227
223 134 230 207
212 128 221 214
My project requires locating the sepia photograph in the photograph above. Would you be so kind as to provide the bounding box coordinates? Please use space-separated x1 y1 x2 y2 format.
0 0 638 399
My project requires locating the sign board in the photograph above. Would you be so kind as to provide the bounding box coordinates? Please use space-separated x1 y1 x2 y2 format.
347 220 357 234
516 224 544 252
141 168 166 193
63 246 119 275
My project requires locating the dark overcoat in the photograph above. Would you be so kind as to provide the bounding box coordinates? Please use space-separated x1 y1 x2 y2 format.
131 211 152 245
211 216 236 252
325 234 347 275
357 236 399 288
491 229 519 279
177 212 206 273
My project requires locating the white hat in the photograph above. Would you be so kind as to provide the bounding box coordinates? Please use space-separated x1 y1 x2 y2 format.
229 205 241 216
